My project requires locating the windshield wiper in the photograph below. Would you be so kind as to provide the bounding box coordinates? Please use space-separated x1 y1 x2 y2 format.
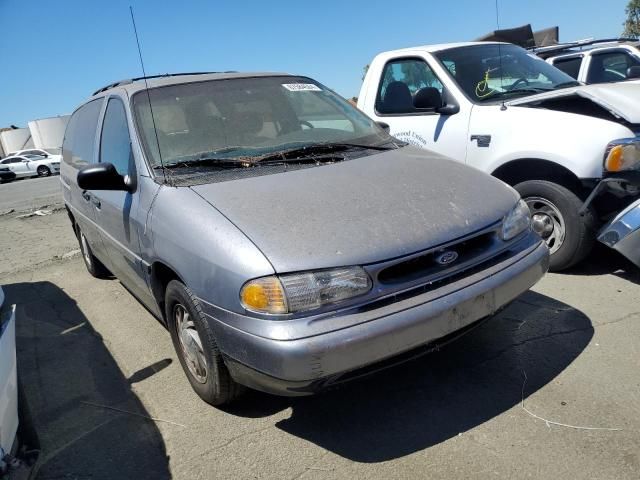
154 142 396 170
251 141 397 163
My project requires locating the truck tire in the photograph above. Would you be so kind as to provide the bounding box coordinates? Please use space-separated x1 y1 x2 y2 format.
515 180 595 271
165 280 242 406
77 227 111 278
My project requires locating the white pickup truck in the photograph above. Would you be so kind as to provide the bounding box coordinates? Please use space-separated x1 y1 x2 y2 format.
358 41 640 271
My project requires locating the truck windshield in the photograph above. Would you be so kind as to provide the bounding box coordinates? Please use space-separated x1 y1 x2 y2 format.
434 44 580 103
132 76 390 168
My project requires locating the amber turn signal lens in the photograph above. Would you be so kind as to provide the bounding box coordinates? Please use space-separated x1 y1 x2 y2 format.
240 277 287 314
605 145 624 172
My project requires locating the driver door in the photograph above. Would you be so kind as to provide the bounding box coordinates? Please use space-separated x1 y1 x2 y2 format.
366 56 469 163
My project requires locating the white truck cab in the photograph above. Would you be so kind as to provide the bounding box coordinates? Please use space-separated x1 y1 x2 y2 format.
536 39 640 84
358 41 640 271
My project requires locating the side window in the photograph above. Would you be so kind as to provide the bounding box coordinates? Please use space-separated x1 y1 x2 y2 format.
587 51 640 83
63 99 103 168
553 57 582 80
100 98 133 176
376 58 444 114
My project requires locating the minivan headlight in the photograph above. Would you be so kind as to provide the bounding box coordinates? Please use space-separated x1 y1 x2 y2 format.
240 267 372 315
501 199 531 241
604 138 640 172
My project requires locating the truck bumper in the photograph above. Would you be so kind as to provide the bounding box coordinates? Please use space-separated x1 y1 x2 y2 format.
202 239 549 396
598 197 640 267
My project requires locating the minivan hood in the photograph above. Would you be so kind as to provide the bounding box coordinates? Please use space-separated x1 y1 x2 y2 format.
506 82 640 123
190 147 518 273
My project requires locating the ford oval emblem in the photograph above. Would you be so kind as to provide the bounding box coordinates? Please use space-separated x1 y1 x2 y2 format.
435 250 459 266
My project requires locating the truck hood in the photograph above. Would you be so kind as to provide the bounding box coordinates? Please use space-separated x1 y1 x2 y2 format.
190 147 519 273
506 82 640 123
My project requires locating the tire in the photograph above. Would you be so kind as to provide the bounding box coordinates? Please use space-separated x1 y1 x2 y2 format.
37 165 51 177
515 180 595 271
165 280 242 406
77 227 111 278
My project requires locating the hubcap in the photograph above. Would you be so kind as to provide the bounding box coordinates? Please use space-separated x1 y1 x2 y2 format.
525 197 566 255
174 304 208 383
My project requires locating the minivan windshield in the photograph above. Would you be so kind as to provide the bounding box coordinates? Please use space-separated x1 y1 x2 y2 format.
132 76 391 168
434 44 580 103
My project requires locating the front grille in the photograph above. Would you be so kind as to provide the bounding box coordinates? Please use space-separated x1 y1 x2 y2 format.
378 230 496 285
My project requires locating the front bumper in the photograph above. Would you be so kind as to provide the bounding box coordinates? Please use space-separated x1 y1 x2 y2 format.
202 237 549 396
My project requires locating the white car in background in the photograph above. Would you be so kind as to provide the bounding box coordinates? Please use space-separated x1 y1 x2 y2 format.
0 153 60 178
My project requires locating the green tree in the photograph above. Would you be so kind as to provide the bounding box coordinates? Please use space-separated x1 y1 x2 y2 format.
362 64 370 81
623 0 640 37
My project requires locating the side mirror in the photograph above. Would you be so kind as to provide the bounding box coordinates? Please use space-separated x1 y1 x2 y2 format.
627 66 640 79
376 121 390 133
78 163 130 191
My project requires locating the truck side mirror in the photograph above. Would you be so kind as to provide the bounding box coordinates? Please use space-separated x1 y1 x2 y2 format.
627 66 640 79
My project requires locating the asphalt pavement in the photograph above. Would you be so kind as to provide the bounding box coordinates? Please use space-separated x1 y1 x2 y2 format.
0 181 639 480
0 175 62 213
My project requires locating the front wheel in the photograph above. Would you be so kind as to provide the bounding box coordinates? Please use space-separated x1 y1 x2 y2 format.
515 180 595 271
165 280 242 406
77 227 111 278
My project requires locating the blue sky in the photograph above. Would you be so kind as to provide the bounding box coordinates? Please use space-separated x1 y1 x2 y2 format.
0 0 631 127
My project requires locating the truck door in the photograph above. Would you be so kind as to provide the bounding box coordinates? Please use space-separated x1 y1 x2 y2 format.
365 56 469 163
91 96 152 304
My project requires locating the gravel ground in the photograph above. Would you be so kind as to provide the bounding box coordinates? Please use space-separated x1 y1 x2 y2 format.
1 200 639 479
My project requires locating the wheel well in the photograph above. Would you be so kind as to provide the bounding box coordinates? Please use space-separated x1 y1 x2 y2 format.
492 159 582 194
150 262 182 322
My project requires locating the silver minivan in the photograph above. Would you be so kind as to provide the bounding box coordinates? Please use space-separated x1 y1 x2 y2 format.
61 72 548 406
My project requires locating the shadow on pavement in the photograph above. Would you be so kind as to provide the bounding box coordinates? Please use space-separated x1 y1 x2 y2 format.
235 290 593 463
565 243 640 284
5 281 171 480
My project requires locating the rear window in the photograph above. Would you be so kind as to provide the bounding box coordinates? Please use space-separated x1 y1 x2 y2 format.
62 99 103 168
553 57 582 80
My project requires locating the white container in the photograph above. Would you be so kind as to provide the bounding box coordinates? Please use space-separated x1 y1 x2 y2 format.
0 287 18 454
0 128 33 155
28 115 70 151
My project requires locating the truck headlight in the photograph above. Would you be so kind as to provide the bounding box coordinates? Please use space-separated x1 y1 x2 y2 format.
604 138 640 172
501 199 531 241
240 267 372 315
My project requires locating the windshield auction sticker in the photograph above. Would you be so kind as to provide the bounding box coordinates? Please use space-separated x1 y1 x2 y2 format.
282 83 322 91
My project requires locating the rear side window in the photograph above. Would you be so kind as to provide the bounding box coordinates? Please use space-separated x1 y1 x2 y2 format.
63 99 102 168
100 98 133 176
553 57 582 80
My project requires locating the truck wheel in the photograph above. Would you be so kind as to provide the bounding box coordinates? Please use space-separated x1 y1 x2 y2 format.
77 228 111 278
515 180 595 271
165 280 242 406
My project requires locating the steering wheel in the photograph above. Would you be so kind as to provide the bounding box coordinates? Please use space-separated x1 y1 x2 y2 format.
300 120 315 129
508 78 530 90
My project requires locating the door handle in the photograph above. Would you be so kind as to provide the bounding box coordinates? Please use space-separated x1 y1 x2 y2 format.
91 198 101 209
81 191 91 202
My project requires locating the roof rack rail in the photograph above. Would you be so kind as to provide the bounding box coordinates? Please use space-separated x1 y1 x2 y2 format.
529 37 639 57
91 71 237 96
